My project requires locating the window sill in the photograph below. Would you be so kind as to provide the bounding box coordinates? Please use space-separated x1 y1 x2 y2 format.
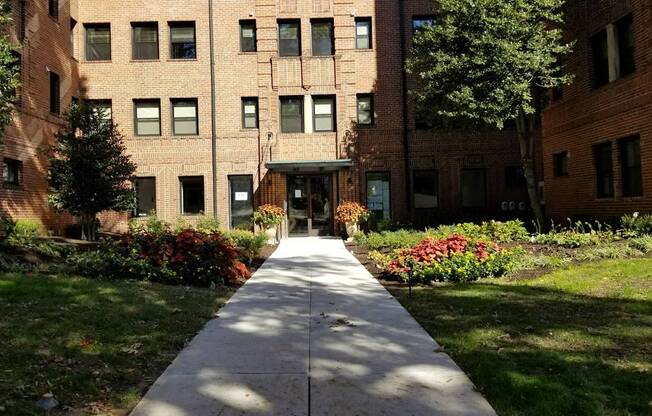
167 58 198 62
133 135 163 139
238 52 257 56
130 59 161 63
354 48 374 52
83 60 112 64
2 183 23 190
172 135 201 139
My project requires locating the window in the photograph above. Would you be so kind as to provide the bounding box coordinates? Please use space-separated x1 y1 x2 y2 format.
88 99 112 122
134 100 161 136
229 175 254 229
170 22 196 59
48 0 58 19
620 136 642 197
49 71 60 114
313 96 335 132
461 169 487 208
593 142 614 198
242 98 259 129
413 170 438 209
279 20 300 57
357 94 374 126
355 18 372 49
280 96 303 133
367 172 391 220
180 176 205 215
591 29 609 88
132 23 158 60
16 0 26 42
240 20 256 53
3 158 22 186
85 24 111 61
134 177 156 217
505 166 526 188
311 19 334 56
617 14 635 77
70 18 77 55
553 152 569 177
171 99 198 135
412 16 435 34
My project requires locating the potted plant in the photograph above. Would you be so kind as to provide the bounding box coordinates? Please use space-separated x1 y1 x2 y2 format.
253 204 286 243
335 201 369 241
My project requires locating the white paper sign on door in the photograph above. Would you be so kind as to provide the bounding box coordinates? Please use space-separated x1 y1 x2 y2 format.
295 190 302 198
235 192 248 201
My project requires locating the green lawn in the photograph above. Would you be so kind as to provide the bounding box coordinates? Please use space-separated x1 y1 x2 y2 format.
0 273 234 415
390 258 652 416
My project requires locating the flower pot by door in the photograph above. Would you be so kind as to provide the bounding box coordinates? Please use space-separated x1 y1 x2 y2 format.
345 222 359 241
265 226 278 244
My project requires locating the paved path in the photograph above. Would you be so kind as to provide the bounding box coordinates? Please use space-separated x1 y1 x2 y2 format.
131 237 496 416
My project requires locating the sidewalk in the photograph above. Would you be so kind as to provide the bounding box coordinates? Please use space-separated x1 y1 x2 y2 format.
130 237 496 416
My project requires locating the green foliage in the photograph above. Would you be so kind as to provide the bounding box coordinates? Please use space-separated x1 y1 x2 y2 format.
621 213 652 237
223 229 267 261
406 0 573 128
195 215 221 234
628 235 652 254
129 214 170 235
253 204 285 228
532 220 615 248
48 103 137 240
0 0 21 145
0 216 15 241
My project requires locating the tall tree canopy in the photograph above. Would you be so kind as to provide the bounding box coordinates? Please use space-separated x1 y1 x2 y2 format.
0 0 22 146
407 0 573 228
49 104 136 240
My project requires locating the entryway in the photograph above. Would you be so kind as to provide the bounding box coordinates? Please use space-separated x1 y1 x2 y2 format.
287 175 332 236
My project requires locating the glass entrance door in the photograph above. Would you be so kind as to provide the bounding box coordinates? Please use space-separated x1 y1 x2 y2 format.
287 175 332 235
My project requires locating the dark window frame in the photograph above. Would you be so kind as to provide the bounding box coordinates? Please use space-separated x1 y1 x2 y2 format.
366 171 392 221
134 177 156 217
169 21 197 59
278 19 301 57
553 151 569 177
619 135 643 197
239 20 257 53
228 174 255 230
133 99 162 137
132 22 159 60
356 93 374 126
312 95 336 132
593 141 614 199
2 158 22 187
311 18 334 56
413 169 439 210
171 98 199 136
355 17 372 50
49 71 60 114
616 13 635 78
590 28 609 88
461 168 487 208
241 97 259 129
179 176 205 215
48 0 58 19
280 96 304 133
85 23 111 61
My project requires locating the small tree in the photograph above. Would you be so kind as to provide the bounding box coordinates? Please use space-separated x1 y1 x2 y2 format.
0 0 22 146
49 104 136 240
407 0 573 228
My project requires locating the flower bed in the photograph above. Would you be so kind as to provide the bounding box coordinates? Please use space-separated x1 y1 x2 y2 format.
369 235 518 283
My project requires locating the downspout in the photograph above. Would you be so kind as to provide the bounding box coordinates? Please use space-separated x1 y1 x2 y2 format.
398 0 412 220
208 0 218 217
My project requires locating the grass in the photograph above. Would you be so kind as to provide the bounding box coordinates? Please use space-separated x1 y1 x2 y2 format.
389 259 652 416
0 272 234 415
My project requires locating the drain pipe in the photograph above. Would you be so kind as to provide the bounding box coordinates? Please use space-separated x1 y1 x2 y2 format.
208 0 218 217
398 0 412 220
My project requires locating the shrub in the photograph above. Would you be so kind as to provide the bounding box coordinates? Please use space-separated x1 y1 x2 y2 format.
196 215 221 234
253 205 286 229
335 201 369 224
129 215 169 235
357 229 426 250
378 235 518 283
0 217 15 242
621 213 652 236
627 235 652 254
223 229 267 261
68 229 250 286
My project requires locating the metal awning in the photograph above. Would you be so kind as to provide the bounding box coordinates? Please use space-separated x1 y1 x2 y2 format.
265 159 353 173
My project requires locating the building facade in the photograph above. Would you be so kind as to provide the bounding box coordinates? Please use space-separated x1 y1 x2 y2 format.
2 0 531 236
542 0 651 222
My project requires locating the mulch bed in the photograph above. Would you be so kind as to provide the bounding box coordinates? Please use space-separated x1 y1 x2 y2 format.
248 244 278 275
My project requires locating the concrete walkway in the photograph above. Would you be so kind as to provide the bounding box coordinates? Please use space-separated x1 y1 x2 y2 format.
131 238 496 416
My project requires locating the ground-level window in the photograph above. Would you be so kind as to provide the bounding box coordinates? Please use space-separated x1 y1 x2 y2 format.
3 158 22 187
553 151 569 177
367 172 391 220
229 175 254 229
620 136 642 197
505 166 526 189
180 176 205 215
134 177 156 217
461 168 487 208
280 96 303 133
413 170 438 209
593 142 614 198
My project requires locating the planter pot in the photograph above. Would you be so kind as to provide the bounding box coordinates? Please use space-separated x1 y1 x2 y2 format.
345 222 359 241
265 225 278 244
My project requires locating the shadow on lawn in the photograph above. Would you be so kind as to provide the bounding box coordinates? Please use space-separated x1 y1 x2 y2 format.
391 282 652 416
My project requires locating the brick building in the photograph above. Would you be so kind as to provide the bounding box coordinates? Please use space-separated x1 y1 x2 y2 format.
2 0 531 236
542 0 651 222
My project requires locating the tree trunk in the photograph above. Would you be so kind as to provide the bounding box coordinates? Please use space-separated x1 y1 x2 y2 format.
80 213 98 241
516 111 546 232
